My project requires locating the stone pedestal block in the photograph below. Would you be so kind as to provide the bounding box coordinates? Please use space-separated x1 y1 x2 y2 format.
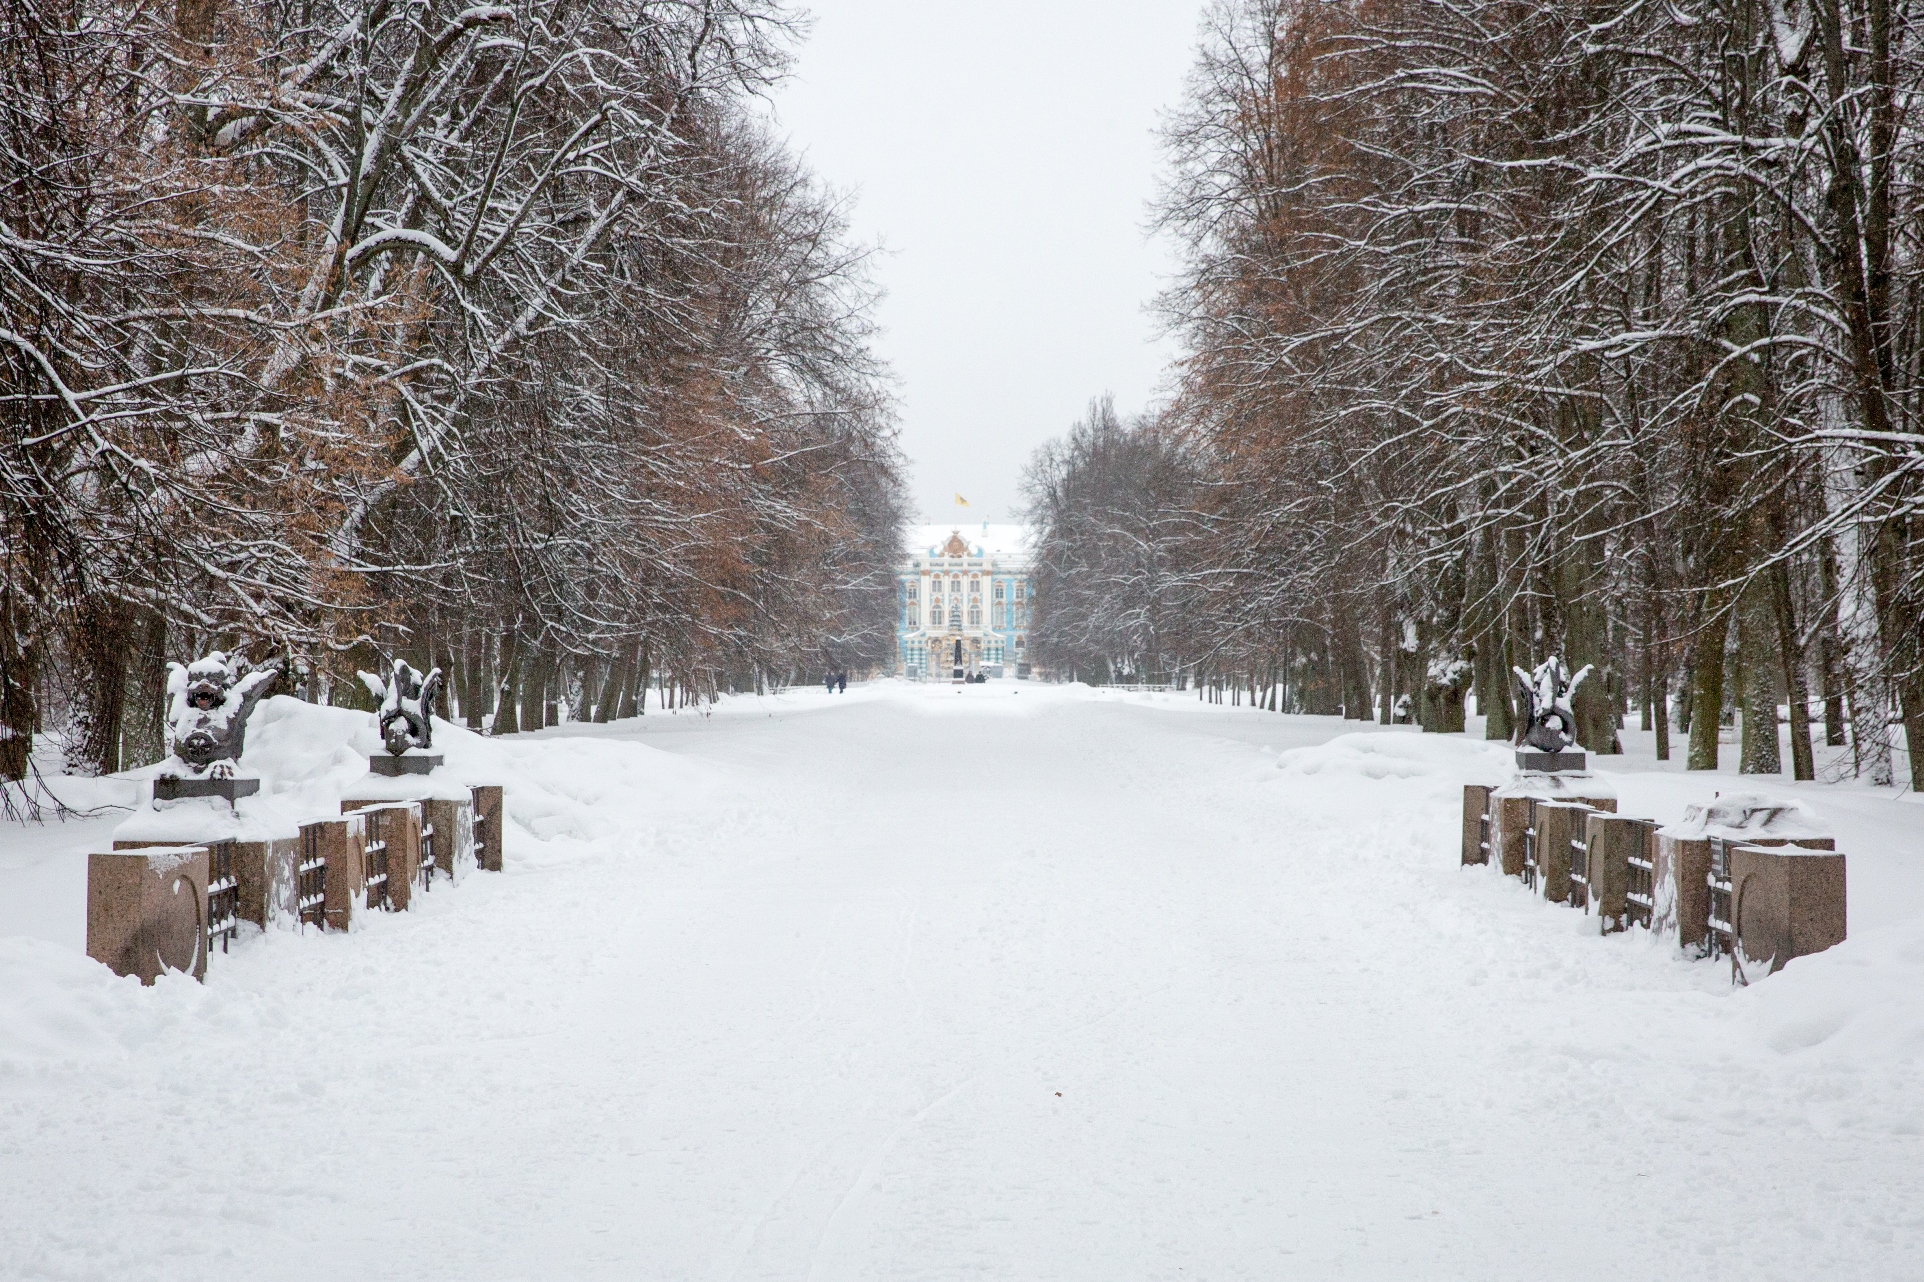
1515 750 1587 773
298 816 367 931
1491 794 1533 878
153 775 260 802
341 799 422 910
470 785 504 872
1583 814 1649 933
1534 802 1592 905
418 796 475 878
1656 834 1711 950
1462 785 1493 866
1729 844 1847 976
87 845 210 984
369 751 443 777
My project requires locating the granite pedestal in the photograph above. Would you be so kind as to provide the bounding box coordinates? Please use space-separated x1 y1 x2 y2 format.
340 800 422 910
1461 784 1494 866
152 775 260 802
369 751 443 777
1533 801 1593 905
470 785 504 872
1729 844 1848 977
87 845 210 984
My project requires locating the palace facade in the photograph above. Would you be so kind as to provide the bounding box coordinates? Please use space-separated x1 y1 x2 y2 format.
897 525 1033 680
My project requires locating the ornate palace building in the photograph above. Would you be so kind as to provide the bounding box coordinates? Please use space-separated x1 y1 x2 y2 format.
897 525 1033 680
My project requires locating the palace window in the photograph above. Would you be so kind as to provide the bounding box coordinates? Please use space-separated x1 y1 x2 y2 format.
968 603 981 625
993 582 1005 600
969 577 980 595
907 581 918 599
1014 605 1026 626
907 604 919 626
992 604 1004 628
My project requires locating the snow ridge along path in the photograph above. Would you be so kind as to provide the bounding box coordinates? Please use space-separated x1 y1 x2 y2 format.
2 681 1921 1280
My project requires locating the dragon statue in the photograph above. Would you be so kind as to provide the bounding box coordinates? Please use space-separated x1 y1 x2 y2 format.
1512 655 1593 755
161 652 279 779
359 659 445 756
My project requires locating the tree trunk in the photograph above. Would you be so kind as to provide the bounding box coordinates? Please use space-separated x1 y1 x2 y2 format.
1770 560 1816 781
596 647 627 723
0 586 36 782
71 597 132 775
1817 536 1848 746
1687 596 1730 770
1654 667 1671 762
1738 576 1782 774
582 655 607 723
120 608 169 769
493 628 522 736
1676 661 1693 736
464 629 487 730
1377 601 1394 725
530 642 556 728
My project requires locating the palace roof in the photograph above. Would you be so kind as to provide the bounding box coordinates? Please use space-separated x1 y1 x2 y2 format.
905 523 1032 565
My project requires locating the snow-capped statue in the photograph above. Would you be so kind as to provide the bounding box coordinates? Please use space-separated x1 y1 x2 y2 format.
359 659 444 756
1512 655 1593 754
162 652 279 779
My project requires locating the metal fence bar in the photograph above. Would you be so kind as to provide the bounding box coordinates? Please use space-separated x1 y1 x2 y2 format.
1625 819 1655 929
1522 802 1539 892
364 810 391 912
1706 836 1736 959
297 826 326 928
207 839 240 954
1568 829 1590 910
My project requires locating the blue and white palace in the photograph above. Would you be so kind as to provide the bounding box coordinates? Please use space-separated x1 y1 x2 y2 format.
897 525 1033 680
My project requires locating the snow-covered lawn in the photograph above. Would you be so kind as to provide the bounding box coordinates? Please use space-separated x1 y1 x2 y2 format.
3 681 1921 1279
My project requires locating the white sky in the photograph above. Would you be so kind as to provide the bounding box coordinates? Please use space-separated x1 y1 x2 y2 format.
765 1 1206 524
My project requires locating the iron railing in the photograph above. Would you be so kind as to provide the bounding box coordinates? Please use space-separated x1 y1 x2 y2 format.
206 839 239 954
1706 836 1736 959
420 817 436 891
297 826 327 928
363 811 391 911
1568 826 1590 909
1625 822 1655 929
1522 801 1539 891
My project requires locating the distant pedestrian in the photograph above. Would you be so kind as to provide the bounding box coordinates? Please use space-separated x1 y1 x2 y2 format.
824 672 834 694
836 672 847 693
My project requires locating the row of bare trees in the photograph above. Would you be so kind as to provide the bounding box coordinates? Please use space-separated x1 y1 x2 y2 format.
3 0 904 780
1026 0 1923 788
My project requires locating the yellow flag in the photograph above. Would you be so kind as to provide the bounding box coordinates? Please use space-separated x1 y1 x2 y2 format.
954 493 969 506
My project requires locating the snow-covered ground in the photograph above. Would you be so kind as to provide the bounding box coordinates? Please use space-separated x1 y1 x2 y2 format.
2 681 1921 1279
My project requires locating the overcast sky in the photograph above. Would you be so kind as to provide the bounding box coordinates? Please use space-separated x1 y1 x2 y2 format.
765 1 1207 525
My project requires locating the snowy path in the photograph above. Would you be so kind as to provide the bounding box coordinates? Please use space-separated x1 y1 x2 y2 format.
3 683 1921 1280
